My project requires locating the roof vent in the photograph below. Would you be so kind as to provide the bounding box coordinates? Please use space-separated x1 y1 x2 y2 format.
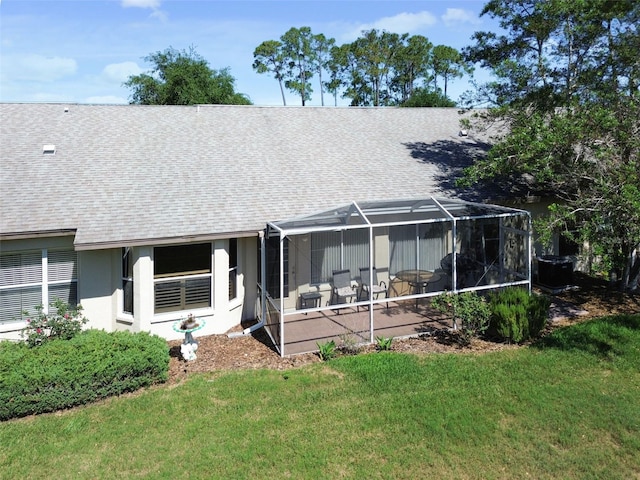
43 145 56 155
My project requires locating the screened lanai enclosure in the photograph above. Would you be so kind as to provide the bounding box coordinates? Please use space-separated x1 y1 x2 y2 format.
259 198 531 356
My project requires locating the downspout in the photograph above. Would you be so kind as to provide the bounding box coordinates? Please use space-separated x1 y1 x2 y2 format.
228 231 267 338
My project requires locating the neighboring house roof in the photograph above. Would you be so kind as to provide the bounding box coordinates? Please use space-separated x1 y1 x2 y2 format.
0 103 493 249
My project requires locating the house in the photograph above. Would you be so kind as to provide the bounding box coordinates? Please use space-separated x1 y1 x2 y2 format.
1 104 535 351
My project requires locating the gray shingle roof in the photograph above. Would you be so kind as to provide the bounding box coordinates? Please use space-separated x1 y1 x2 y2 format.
0 104 490 249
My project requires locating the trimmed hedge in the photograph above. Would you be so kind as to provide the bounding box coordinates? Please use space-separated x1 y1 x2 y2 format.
0 330 169 420
488 288 551 343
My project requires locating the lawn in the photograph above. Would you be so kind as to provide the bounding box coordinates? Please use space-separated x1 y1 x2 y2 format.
1 314 639 479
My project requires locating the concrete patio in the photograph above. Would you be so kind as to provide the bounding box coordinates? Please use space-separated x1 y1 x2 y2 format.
275 300 454 356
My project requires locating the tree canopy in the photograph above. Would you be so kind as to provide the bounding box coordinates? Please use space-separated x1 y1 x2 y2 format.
124 46 251 106
460 0 640 290
253 27 470 107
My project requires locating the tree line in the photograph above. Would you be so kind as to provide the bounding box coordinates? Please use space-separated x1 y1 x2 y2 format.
124 28 470 108
252 27 470 107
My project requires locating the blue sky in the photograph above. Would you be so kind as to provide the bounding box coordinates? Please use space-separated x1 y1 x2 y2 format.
0 0 499 106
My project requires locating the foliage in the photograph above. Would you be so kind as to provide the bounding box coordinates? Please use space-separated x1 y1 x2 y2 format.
252 39 288 105
431 291 491 345
255 27 470 106
375 335 393 351
488 287 551 343
280 27 315 106
316 339 337 360
124 46 251 105
0 330 169 420
2 315 639 478
401 87 456 107
21 299 88 347
459 0 640 290
431 44 473 97
339 333 362 355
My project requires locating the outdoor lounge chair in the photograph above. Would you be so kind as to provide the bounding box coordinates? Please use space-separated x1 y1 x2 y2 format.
358 267 388 308
330 269 357 312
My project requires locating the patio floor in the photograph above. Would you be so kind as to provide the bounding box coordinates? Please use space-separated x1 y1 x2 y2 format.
278 300 454 356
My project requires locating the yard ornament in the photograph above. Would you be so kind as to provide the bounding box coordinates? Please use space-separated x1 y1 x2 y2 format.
180 341 198 361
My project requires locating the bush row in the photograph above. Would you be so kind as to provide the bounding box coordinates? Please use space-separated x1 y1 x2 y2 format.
0 329 169 421
431 287 551 345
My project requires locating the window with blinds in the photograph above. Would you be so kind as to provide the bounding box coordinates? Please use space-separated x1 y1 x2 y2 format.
0 249 78 324
153 243 212 314
389 223 447 274
311 229 369 284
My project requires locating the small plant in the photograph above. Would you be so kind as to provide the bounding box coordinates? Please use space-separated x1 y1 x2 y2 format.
375 336 393 351
431 291 491 346
21 299 88 347
339 333 362 355
316 340 337 361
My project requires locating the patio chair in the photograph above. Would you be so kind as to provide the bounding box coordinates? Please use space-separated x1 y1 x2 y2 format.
358 267 388 308
330 269 357 313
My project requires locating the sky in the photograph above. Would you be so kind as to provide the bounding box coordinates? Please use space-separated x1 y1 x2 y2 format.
0 0 500 106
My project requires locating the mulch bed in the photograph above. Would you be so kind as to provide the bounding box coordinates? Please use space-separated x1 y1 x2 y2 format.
167 273 639 384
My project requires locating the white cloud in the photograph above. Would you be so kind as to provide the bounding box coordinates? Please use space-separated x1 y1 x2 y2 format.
120 0 161 8
7 54 77 82
102 61 143 83
441 8 482 27
121 0 167 21
344 11 437 40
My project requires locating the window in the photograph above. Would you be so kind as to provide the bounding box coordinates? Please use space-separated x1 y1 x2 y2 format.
389 223 446 274
0 249 77 324
228 238 238 301
122 248 134 315
153 243 212 314
311 229 368 284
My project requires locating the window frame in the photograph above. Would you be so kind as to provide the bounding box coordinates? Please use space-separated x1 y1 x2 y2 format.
152 243 213 315
0 249 78 325
121 247 134 316
228 238 238 301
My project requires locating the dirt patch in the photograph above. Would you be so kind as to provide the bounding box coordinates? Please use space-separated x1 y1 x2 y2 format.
167 273 639 384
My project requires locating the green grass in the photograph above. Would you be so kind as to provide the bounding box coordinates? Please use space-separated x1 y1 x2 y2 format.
1 314 639 479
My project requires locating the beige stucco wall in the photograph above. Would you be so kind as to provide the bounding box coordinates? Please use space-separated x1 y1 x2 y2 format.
77 248 116 333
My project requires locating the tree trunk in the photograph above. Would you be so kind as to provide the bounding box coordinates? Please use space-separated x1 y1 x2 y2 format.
627 245 640 292
279 80 286 106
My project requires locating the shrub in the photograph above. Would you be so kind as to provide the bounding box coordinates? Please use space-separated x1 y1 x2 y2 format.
488 288 551 343
0 330 169 420
431 291 491 346
21 299 88 347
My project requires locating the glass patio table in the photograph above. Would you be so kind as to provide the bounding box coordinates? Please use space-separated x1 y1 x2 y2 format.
394 270 442 308
395 270 440 294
